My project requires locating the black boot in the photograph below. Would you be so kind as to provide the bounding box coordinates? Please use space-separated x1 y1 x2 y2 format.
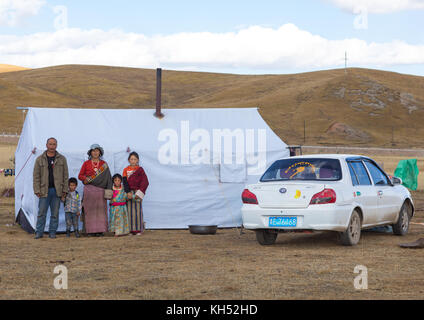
66 229 70 237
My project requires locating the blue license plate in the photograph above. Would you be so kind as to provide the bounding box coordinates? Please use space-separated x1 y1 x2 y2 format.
269 217 297 227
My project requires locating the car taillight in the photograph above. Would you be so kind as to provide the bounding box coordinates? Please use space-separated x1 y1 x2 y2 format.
242 189 258 205
310 189 336 205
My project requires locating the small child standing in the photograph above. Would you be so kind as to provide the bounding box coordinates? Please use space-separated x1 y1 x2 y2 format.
109 174 130 237
64 178 82 238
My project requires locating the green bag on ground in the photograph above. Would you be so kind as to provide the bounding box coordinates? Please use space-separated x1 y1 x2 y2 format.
394 159 419 191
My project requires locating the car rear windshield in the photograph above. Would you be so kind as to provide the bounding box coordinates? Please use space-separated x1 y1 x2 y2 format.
260 158 342 182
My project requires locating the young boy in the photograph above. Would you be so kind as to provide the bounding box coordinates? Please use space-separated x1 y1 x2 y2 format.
64 178 82 238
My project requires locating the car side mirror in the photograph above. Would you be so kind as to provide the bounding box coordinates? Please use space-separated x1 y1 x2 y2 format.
391 176 402 186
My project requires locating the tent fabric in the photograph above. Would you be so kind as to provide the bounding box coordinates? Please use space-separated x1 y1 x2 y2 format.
15 107 289 231
394 159 419 191
15 209 34 234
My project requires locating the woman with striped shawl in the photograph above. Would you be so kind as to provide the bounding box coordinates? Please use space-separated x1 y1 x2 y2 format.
78 144 112 236
123 152 149 235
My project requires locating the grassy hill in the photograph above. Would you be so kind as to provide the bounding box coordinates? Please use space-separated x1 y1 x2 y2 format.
0 64 29 74
0 64 423 147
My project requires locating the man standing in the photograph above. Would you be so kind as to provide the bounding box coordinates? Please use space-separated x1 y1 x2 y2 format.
33 138 69 239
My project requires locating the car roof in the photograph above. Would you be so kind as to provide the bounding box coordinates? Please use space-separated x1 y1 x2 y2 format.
283 154 372 161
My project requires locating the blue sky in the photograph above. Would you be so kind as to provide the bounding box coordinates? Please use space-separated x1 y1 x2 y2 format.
1 0 423 76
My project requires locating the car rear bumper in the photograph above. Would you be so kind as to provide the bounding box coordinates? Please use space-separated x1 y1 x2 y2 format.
242 204 352 232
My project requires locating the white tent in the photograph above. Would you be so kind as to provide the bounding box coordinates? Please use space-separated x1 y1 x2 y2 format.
15 107 289 232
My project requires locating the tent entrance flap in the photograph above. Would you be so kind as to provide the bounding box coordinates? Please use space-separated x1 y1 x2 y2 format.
15 209 34 234
220 163 247 183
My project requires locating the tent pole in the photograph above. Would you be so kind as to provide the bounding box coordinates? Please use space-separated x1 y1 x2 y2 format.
154 68 164 119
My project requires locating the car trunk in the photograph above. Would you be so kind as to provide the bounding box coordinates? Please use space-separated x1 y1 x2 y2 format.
250 182 326 209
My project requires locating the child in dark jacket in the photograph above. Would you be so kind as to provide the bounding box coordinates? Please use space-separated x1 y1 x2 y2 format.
64 178 82 238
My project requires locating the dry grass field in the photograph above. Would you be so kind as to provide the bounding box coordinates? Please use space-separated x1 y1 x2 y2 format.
0 177 14 195
0 144 16 167
0 143 16 195
0 194 423 300
0 142 423 300
0 64 29 74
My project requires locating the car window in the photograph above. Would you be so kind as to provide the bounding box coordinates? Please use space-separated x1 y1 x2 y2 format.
364 161 390 186
347 162 359 186
348 161 372 186
260 158 342 182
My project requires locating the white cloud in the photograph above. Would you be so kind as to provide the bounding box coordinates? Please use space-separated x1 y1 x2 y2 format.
0 0 46 26
1 24 424 72
326 0 424 14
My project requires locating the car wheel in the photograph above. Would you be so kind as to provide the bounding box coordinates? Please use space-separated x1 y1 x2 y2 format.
339 210 361 246
392 202 411 236
256 230 278 245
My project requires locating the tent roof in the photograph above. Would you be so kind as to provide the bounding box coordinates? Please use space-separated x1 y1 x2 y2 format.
23 107 286 153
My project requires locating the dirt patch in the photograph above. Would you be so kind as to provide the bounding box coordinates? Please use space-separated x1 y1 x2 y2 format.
0 193 423 300
326 122 371 141
1 188 14 198
400 92 420 114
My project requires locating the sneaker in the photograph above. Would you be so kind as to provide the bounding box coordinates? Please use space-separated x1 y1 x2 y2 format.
49 234 57 239
34 233 43 239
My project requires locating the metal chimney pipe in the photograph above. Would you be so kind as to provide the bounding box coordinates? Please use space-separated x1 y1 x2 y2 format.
155 68 164 118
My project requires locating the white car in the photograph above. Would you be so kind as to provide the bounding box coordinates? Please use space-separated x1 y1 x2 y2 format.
241 154 415 246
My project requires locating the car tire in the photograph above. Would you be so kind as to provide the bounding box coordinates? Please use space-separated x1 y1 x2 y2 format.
339 210 361 246
392 202 411 236
256 230 278 245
